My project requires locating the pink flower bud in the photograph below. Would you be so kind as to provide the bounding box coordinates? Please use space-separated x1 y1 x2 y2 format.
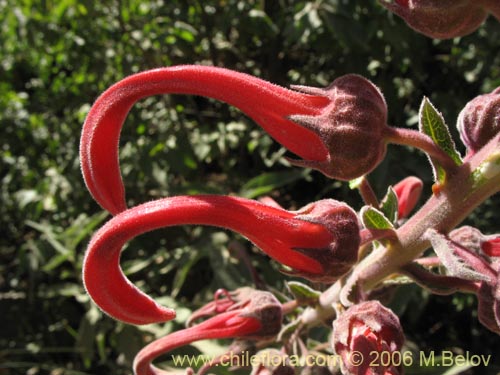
457 87 500 156
289 74 388 181
393 176 423 219
380 0 489 39
332 301 404 375
450 226 500 257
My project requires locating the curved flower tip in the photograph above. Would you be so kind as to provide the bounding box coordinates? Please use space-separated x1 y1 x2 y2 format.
289 74 388 181
393 176 423 219
332 301 405 375
379 0 489 39
83 195 360 324
457 86 500 157
81 67 391 216
133 291 282 375
80 65 330 215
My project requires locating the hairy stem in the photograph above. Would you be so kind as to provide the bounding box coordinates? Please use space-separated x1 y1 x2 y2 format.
384 126 459 174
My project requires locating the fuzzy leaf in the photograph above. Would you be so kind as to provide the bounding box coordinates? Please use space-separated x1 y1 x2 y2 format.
277 318 302 342
287 281 321 302
425 229 491 282
419 97 462 184
360 206 394 230
380 187 398 224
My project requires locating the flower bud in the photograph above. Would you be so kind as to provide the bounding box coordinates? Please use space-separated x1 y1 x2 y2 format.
477 260 500 335
291 198 361 283
450 226 500 257
379 0 489 39
457 87 500 155
239 291 283 339
290 74 388 180
332 301 404 375
393 176 423 219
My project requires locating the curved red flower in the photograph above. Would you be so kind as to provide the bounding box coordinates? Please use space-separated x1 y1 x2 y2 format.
80 65 329 215
133 291 282 375
83 195 360 324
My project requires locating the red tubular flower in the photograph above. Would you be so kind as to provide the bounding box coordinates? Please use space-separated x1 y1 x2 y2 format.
332 301 404 375
80 65 329 215
392 176 423 219
379 0 489 39
133 291 282 375
80 65 392 215
83 195 360 324
186 288 252 326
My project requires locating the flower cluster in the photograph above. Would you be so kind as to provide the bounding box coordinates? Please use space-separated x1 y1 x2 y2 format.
80 24 500 372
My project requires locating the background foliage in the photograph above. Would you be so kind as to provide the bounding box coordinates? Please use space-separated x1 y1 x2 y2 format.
1 1 500 374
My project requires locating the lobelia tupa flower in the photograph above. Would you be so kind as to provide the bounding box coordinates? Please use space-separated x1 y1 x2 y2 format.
82 195 360 325
133 290 282 375
457 86 500 157
80 65 391 214
379 0 491 39
332 301 405 375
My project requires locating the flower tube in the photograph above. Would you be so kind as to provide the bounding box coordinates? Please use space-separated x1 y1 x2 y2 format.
83 195 360 324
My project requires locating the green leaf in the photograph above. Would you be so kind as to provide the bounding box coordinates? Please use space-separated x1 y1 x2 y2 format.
360 206 394 230
277 318 302 342
418 97 462 183
287 281 321 302
239 170 309 199
380 187 398 224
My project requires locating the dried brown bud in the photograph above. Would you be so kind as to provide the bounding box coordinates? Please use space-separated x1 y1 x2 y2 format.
457 87 500 155
332 301 404 375
290 75 388 180
380 0 489 39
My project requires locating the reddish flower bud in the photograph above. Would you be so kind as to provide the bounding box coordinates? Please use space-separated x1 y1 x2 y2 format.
450 226 500 257
379 0 489 39
332 301 404 375
289 74 388 181
393 176 423 219
187 288 252 326
457 87 500 156
133 291 282 375
83 195 360 324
